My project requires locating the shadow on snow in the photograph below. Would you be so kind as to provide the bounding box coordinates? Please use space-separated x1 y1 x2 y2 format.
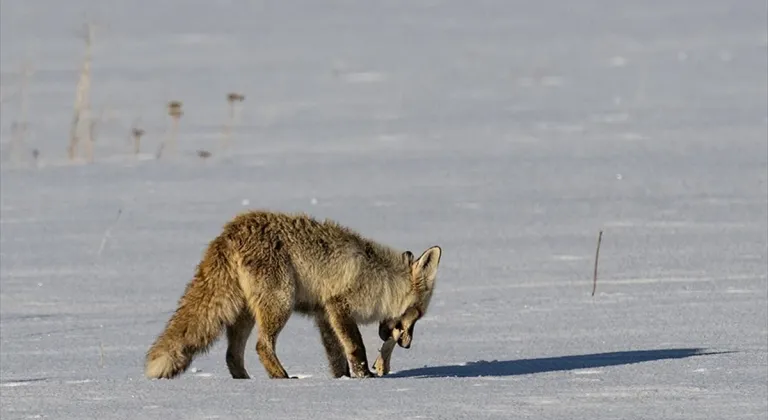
387 348 732 379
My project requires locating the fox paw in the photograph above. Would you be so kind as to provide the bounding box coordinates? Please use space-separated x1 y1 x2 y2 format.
373 356 389 376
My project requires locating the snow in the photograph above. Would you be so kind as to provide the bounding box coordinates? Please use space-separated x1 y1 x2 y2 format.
1 0 767 419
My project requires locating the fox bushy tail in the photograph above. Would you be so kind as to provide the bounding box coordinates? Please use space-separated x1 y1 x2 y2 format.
145 244 244 379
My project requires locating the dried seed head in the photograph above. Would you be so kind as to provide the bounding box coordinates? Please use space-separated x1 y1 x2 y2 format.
167 101 183 118
227 92 245 103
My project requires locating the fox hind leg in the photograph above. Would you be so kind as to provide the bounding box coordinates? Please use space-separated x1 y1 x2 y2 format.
226 310 255 379
238 257 297 380
251 293 293 379
315 312 350 378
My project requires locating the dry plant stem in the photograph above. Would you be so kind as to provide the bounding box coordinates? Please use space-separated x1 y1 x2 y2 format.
131 124 144 156
155 142 165 159
168 116 180 156
97 208 123 256
86 118 97 162
69 23 95 161
373 329 401 376
221 103 234 150
11 64 33 163
161 102 183 159
592 230 603 297
10 123 22 162
221 93 244 150
157 119 179 159
68 111 81 160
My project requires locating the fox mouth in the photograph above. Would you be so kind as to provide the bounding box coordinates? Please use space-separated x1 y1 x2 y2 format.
380 319 412 348
394 329 410 349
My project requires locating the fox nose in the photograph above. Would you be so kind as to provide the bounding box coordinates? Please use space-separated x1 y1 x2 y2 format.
398 335 411 349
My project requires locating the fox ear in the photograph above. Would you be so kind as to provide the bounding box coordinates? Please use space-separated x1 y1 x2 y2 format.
402 251 414 265
414 246 441 288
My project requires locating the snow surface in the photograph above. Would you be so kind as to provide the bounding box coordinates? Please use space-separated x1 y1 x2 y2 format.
1 0 767 419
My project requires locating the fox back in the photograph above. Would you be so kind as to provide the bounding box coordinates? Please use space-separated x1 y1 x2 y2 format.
222 211 424 322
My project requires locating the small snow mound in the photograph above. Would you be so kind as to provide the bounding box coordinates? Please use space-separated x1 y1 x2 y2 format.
1 382 30 388
539 76 563 86
620 132 648 141
344 72 387 83
372 201 396 207
553 254 588 261
572 369 603 375
0 378 46 387
65 379 94 384
377 134 407 143
517 77 535 87
609 56 627 67
455 202 481 210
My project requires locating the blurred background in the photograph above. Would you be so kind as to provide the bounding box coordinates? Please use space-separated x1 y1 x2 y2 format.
1 1 766 419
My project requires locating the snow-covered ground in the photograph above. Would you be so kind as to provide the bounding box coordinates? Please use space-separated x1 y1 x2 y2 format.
1 1 766 419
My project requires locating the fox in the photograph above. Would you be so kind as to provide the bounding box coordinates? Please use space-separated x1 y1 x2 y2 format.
144 210 442 380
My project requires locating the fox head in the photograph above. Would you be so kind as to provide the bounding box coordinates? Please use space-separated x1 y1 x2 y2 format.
380 245 442 349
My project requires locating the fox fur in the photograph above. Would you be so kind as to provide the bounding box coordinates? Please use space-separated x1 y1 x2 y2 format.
144 210 442 380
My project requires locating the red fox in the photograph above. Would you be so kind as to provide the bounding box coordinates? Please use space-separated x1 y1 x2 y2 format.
145 210 442 379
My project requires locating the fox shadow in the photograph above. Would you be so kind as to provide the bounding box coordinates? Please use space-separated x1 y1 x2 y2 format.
387 348 730 379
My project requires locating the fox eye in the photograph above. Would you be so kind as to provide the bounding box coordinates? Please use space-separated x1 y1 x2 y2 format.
395 321 403 331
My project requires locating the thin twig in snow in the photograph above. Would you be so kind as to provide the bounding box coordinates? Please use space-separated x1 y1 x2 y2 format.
592 230 603 297
97 208 123 256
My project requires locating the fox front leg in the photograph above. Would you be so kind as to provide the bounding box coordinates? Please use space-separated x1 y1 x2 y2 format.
324 303 375 378
373 328 401 376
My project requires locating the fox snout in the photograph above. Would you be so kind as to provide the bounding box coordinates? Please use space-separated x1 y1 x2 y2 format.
380 318 415 349
397 332 412 349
